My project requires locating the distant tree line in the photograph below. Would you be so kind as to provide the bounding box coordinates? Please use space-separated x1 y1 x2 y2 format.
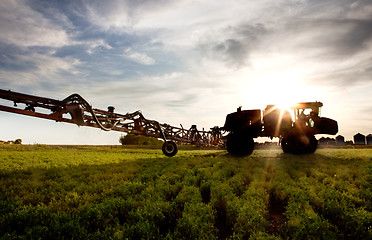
0 139 22 144
119 134 163 146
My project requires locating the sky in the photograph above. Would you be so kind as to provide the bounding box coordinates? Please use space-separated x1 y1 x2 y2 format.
0 0 371 145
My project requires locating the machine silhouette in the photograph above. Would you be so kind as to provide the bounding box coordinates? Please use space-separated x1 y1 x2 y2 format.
0 89 338 156
222 103 338 156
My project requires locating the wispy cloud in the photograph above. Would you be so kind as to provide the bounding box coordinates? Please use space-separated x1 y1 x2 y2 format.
122 48 155 65
79 0 174 33
0 0 71 48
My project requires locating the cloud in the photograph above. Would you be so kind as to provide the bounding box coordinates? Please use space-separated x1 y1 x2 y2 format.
348 0 372 19
86 39 113 54
0 51 82 91
188 2 372 89
122 48 155 65
268 0 372 58
80 0 174 33
308 56 372 86
190 0 372 74
0 0 71 48
196 24 267 67
363 105 372 118
279 18 372 58
0 0 85 91
265 16 372 87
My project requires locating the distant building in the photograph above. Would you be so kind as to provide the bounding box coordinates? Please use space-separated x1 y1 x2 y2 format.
367 134 372 145
336 135 345 145
354 133 366 145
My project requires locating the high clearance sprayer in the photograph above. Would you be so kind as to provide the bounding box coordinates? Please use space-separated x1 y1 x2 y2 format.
0 89 338 157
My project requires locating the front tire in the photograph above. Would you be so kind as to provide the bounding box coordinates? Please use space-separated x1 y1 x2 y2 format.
281 137 292 153
162 141 178 157
281 131 317 154
226 132 255 157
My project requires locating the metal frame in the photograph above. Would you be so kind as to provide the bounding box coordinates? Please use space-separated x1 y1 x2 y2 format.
0 89 225 148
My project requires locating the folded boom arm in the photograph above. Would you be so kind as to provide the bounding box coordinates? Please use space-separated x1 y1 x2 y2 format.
0 89 224 156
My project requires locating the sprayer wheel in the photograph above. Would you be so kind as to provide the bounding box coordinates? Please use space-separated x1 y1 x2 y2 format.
226 132 255 157
162 141 178 157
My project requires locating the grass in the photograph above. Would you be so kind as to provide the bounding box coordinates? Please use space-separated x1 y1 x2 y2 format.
0 145 371 239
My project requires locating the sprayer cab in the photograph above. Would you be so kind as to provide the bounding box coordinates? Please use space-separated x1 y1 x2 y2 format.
291 102 338 135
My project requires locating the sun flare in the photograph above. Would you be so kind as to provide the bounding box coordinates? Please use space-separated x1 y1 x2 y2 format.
239 69 323 112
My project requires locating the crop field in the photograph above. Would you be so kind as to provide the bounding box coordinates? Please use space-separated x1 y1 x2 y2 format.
0 145 371 240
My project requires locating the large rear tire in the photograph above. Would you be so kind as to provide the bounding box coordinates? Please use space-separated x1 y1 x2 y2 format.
162 141 178 157
226 132 255 157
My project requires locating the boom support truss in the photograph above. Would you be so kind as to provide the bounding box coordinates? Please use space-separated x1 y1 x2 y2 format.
0 89 224 156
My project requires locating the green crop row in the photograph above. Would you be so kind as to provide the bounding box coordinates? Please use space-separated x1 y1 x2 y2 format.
0 146 371 239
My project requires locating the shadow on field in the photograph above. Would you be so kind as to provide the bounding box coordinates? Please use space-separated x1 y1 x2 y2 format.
267 191 287 234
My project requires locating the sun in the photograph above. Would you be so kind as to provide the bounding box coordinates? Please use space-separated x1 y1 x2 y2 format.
240 68 322 109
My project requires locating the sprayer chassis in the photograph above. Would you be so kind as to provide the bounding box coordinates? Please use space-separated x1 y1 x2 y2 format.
222 104 338 156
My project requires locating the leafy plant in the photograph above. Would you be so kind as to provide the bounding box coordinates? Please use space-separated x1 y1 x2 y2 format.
0 146 371 239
